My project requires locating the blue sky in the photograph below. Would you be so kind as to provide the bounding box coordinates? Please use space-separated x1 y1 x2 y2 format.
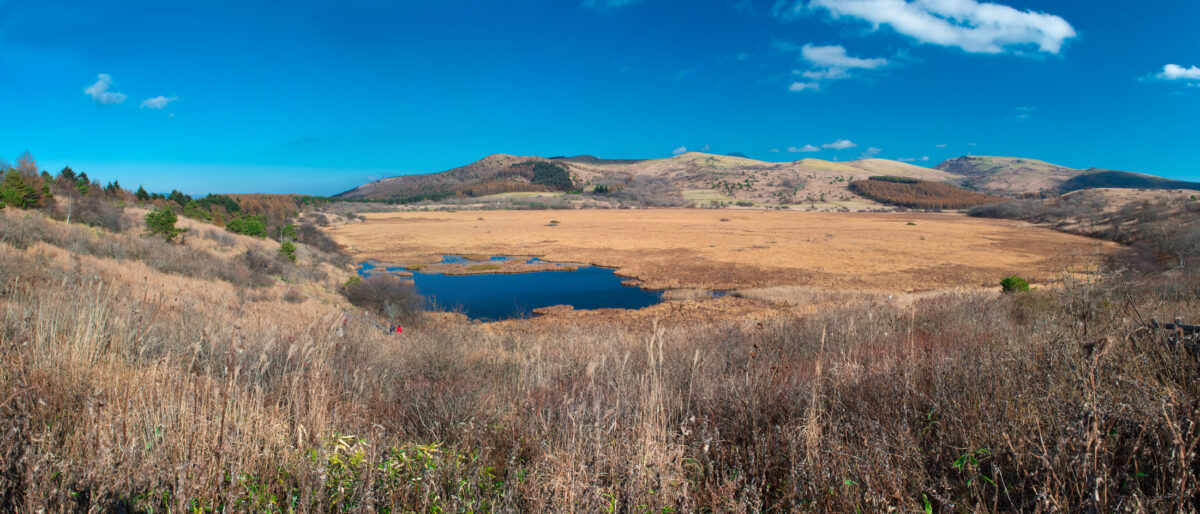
1 0 1197 195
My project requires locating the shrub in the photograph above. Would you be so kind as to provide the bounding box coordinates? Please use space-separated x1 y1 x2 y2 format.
71 196 127 232
297 223 343 255
279 223 297 241
342 275 423 324
1000 274 1030 293
144 207 185 241
226 215 268 238
279 240 297 262
282 287 305 303
241 249 288 280
201 229 235 248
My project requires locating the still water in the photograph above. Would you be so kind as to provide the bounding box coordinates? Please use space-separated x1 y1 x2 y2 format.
358 257 663 320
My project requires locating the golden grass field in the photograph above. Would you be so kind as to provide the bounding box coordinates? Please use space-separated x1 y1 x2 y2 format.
329 209 1114 292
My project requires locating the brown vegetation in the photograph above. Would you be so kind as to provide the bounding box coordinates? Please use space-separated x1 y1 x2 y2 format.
342 275 424 325
2 211 1199 509
329 209 1112 291
969 189 1200 281
4 197 1200 511
849 177 1007 209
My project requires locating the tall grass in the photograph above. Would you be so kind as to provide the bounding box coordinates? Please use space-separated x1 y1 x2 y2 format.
1 210 1198 511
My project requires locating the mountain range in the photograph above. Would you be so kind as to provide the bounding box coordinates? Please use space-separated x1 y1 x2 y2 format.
336 153 1199 207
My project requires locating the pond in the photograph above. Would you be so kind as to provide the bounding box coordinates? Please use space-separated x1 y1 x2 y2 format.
358 257 664 320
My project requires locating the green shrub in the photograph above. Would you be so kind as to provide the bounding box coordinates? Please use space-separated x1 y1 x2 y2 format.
226 215 267 238
183 200 212 221
144 207 186 242
1000 275 1030 293
279 240 297 262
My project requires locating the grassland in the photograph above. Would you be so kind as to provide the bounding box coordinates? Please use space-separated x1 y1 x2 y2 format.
329 209 1113 292
681 188 735 204
3 195 1200 511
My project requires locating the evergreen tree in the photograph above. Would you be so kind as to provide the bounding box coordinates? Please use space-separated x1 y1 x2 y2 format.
135 185 151 201
1 170 39 209
167 189 191 206
183 200 212 220
40 171 54 200
279 240 297 262
144 207 186 241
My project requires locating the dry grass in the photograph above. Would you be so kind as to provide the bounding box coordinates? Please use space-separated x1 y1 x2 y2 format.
329 209 1114 291
2 207 1199 511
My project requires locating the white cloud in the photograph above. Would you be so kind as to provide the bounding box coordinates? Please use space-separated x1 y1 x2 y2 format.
801 43 889 69
1157 64 1200 81
84 74 127 105
701 144 711 152
780 42 888 90
769 148 782 153
859 147 883 158
140 95 177 110
799 0 1076 55
1011 105 1034 121
673 145 688 155
899 155 931 162
789 81 820 91
581 0 641 10
935 143 947 148
921 156 930 161
788 144 821 152
823 139 856 150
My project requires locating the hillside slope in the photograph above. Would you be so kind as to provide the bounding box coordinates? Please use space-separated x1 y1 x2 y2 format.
340 152 1195 207
1058 170 1200 192
934 156 1082 193
338 154 574 202
339 152 957 208
935 155 1199 193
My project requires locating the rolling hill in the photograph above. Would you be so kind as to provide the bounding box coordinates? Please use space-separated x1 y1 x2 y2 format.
1057 169 1200 192
338 152 957 208
338 152 1198 207
934 155 1199 193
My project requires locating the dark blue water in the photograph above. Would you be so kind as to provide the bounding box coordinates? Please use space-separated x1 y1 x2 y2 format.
357 257 663 320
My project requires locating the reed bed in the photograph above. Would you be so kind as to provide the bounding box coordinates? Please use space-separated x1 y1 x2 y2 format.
1 210 1198 511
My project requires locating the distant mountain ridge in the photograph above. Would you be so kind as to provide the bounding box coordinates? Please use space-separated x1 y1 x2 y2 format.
337 152 1197 206
935 155 1199 193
